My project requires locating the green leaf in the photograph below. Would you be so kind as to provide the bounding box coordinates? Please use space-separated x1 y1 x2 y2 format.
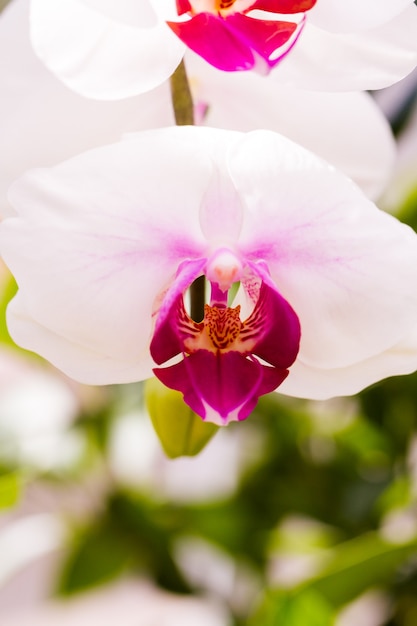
376 475 412 515
57 522 132 596
253 533 417 623
302 532 417 607
249 589 334 626
145 377 218 458
0 272 18 346
0 471 21 510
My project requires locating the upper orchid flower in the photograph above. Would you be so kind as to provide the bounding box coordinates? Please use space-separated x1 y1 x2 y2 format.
29 0 417 99
0 0 397 215
2 126 417 425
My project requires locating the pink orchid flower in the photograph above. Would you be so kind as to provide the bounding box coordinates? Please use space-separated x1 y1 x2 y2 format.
2 127 417 425
28 0 417 99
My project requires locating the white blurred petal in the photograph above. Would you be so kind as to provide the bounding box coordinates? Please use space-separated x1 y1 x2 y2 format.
30 0 184 99
0 0 174 216
309 0 412 33
277 6 417 91
187 53 395 198
0 579 229 626
0 515 63 587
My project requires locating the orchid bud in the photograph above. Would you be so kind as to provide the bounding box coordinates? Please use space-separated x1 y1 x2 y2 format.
144 377 218 459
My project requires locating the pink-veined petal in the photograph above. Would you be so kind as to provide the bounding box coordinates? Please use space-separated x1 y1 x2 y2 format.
276 5 417 90
225 130 417 376
0 0 174 216
30 0 185 99
0 128 227 382
185 52 395 199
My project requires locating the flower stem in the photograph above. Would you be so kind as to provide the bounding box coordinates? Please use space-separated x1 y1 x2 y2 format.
170 59 195 126
170 60 205 320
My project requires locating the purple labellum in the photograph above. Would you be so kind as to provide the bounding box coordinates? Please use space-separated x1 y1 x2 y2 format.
167 0 316 74
151 256 300 425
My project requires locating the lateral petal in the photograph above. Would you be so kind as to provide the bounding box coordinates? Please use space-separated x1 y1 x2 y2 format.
227 130 417 374
0 128 219 380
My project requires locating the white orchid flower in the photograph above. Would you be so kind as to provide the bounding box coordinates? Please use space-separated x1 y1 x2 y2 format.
2 126 417 425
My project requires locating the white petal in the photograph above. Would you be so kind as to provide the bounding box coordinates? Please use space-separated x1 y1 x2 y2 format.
226 130 417 374
30 0 185 98
277 6 417 91
186 53 395 199
0 128 229 382
308 0 412 33
6 299 155 384
0 580 228 626
280 324 417 400
0 0 174 216
82 0 157 26
148 0 186 21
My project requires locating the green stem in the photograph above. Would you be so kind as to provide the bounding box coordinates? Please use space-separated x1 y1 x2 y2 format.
0 0 11 13
169 59 195 126
170 60 205 320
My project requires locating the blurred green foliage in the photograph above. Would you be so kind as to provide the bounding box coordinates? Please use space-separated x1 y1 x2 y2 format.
49 372 417 625
0 272 17 346
0 470 21 509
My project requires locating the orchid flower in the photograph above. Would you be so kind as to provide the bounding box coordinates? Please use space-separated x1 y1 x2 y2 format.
164 0 316 73
29 0 417 99
0 0 396 216
2 126 417 426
